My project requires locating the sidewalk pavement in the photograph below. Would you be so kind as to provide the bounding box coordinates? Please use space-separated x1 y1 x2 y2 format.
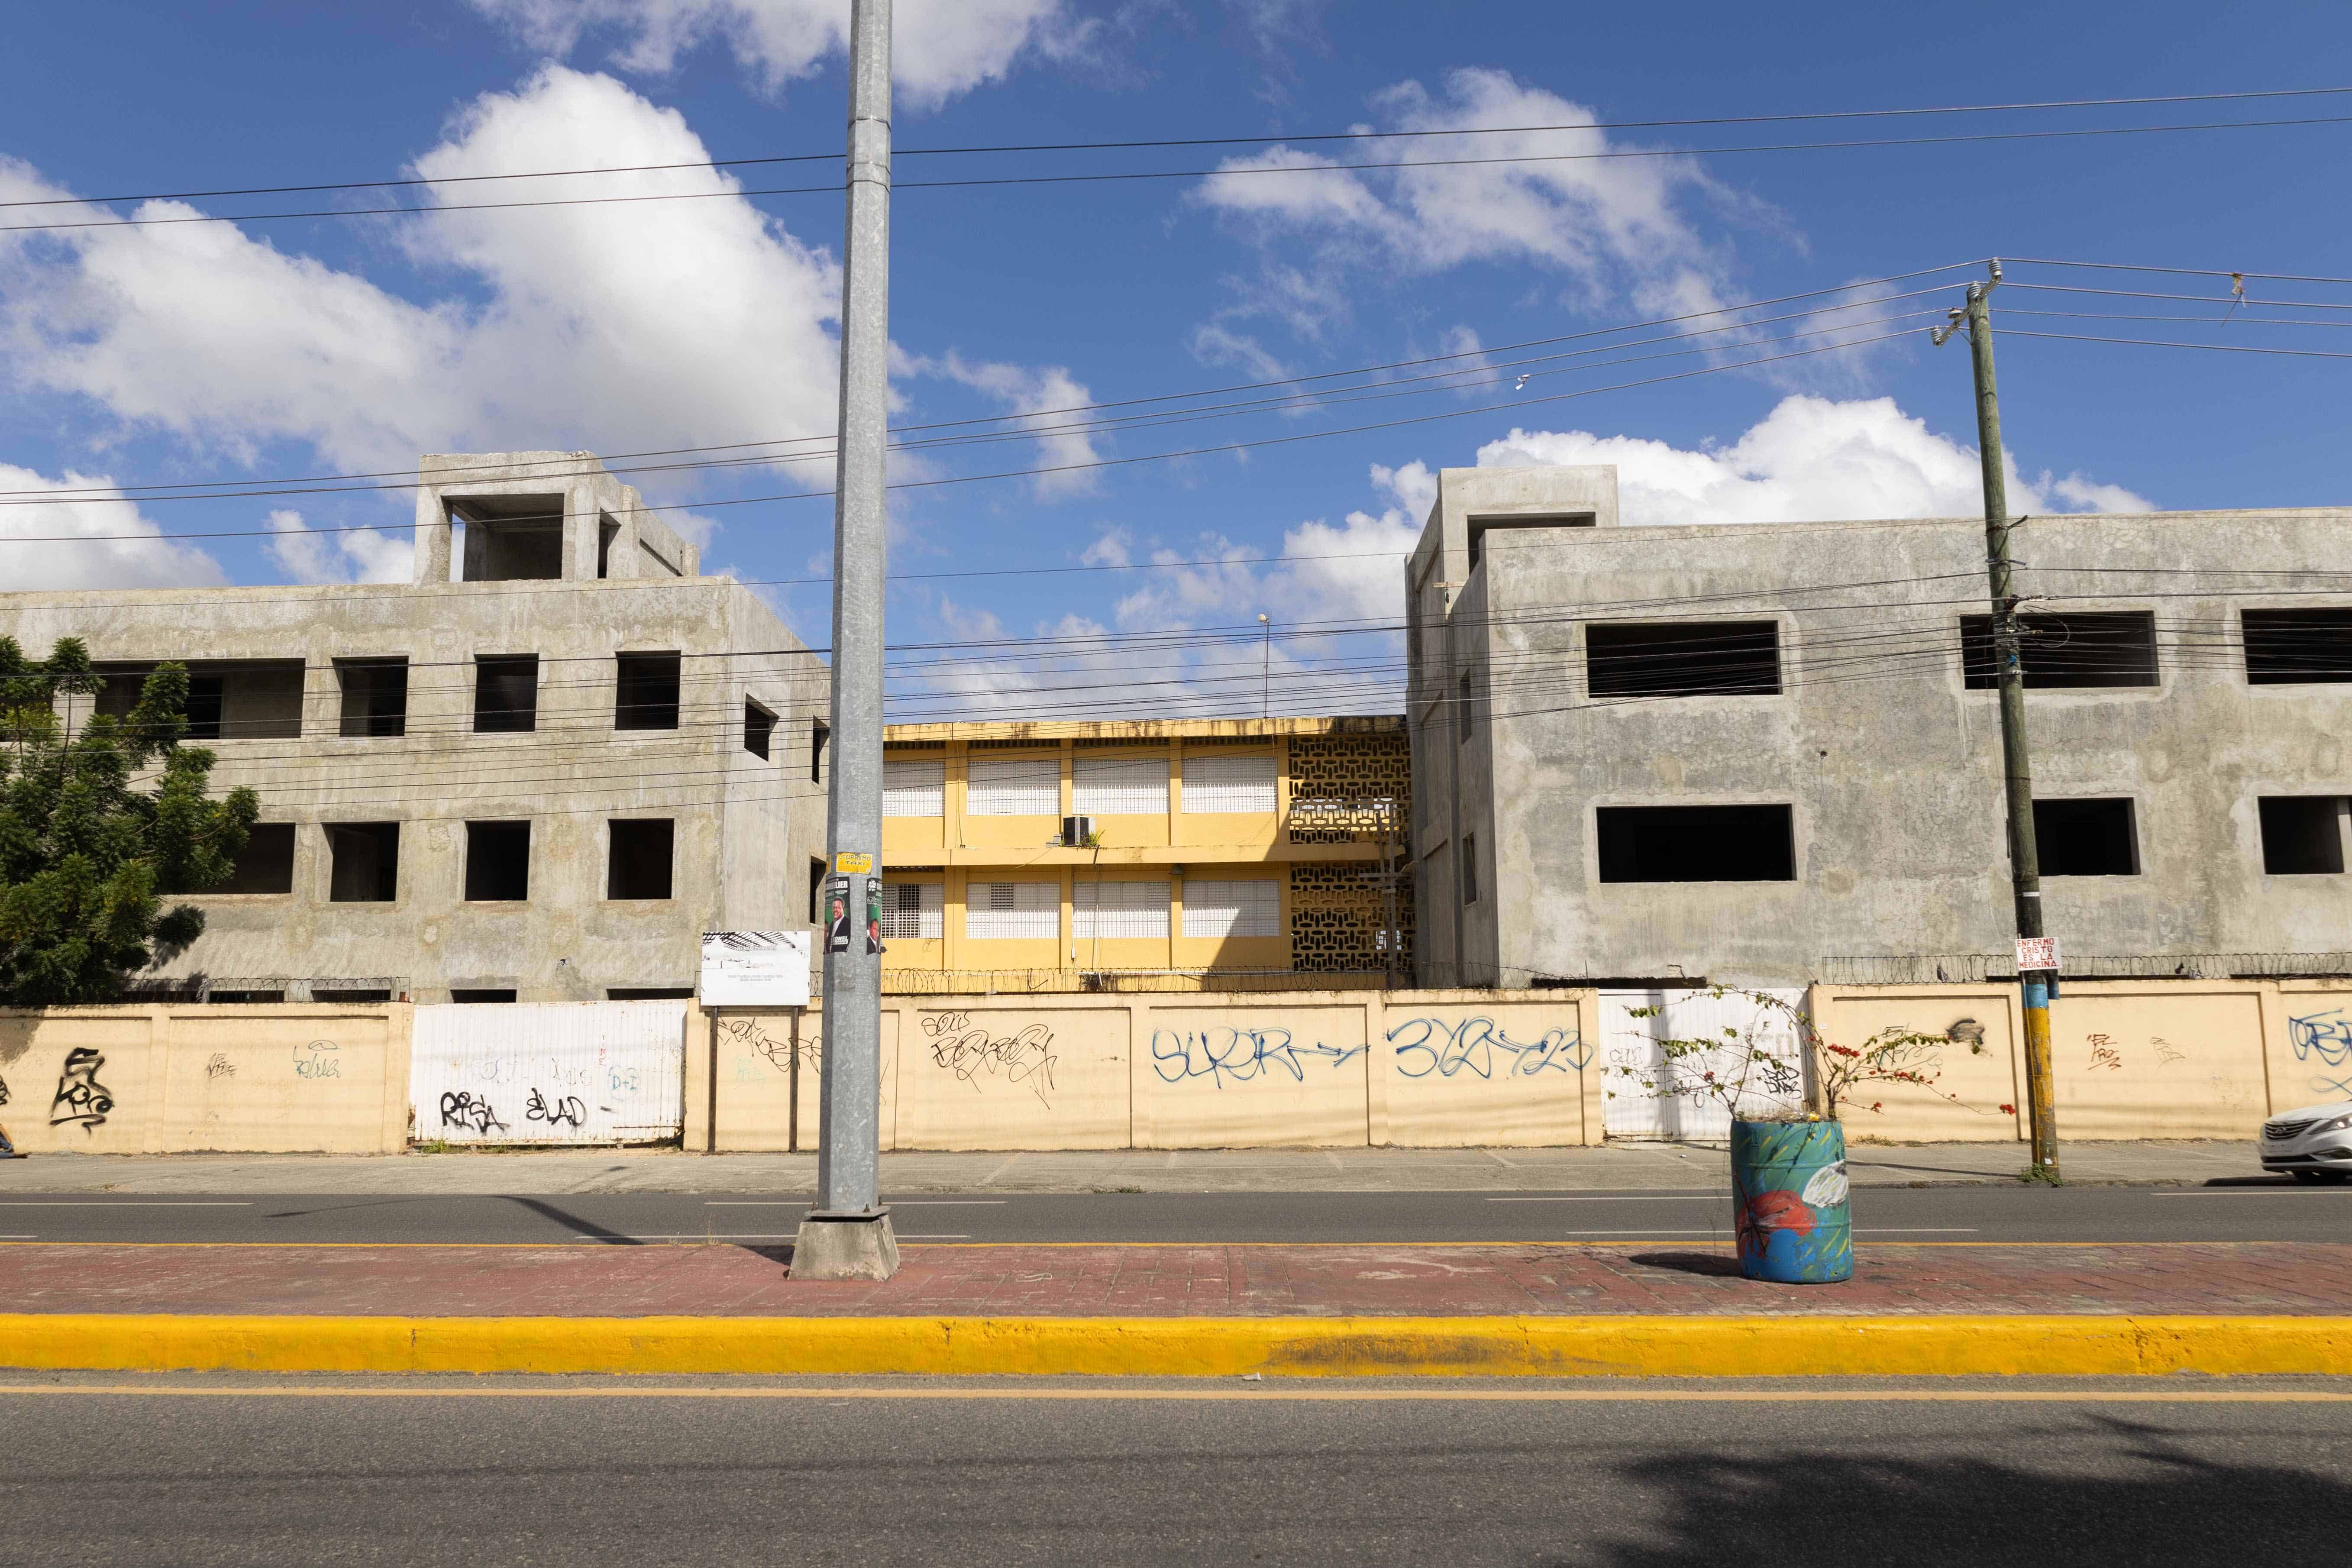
3 1235 2347 1379
0 1140 2263 1194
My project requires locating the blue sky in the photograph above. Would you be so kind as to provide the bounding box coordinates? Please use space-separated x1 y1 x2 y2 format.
3 1 2349 718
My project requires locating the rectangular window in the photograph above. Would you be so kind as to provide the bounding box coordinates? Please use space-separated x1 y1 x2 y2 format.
325 822 400 903
883 757 946 816
964 880 1059 940
967 753 1062 816
450 988 518 1003
451 496 564 582
743 699 775 759
2243 608 2352 685
313 988 392 1003
2259 797 2348 875
880 881 945 940
1181 752 1277 813
220 824 296 895
1961 611 2159 689
465 821 531 902
473 655 539 734
808 856 827 925
811 719 830 784
1073 754 1169 815
607 818 675 900
1586 622 1781 698
1596 805 1797 883
1462 833 1479 904
187 673 225 739
336 659 408 738
98 660 304 740
597 516 620 579
1457 670 1477 740
1180 878 1281 939
608 987 695 1000
614 651 682 731
1074 879 1170 940
2033 798 2139 876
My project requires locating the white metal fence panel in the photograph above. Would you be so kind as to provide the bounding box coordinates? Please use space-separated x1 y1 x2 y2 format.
411 1001 687 1144
1599 987 1807 1142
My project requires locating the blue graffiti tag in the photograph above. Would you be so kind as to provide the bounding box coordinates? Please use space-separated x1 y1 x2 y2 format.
1150 1027 1364 1088
1387 1016 1590 1080
2288 1011 2352 1068
2313 1075 2352 1100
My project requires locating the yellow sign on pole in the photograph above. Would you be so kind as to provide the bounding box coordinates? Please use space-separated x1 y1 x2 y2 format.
834 851 874 875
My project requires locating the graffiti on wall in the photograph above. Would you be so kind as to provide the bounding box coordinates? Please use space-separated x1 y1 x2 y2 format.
1150 1026 1364 1089
438 1091 507 1135
205 1054 236 1080
526 1088 586 1130
49 1048 114 1131
920 1012 1058 1108
721 1015 814 1080
2291 1009 2352 1099
293 1040 341 1080
1388 1016 1589 1080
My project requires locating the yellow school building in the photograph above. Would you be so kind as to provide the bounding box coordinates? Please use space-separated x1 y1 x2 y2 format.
872 716 1412 991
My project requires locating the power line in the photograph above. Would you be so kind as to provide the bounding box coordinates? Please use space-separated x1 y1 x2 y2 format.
14 85 2345 212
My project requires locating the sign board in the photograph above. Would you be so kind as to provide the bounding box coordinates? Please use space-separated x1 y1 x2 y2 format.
2014 935 2061 973
834 851 874 874
700 930 813 1007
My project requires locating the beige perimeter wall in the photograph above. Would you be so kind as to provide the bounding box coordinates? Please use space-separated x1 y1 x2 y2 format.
0 978 2340 1153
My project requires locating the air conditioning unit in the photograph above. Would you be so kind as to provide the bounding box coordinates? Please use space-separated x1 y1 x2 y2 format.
1061 815 1095 847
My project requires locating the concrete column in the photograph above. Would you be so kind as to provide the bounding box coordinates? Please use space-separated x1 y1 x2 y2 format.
412 487 451 584
564 481 600 581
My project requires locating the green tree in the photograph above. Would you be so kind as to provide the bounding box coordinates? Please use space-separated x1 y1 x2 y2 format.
0 638 258 1005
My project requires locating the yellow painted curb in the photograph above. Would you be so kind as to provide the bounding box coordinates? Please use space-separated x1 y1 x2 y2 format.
2 1314 2350 1378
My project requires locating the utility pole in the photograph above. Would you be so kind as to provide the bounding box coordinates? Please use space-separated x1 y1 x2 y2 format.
1258 614 1271 718
1932 259 2061 1181
792 0 900 1278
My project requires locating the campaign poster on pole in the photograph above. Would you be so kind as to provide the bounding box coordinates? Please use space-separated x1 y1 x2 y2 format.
700 930 814 1007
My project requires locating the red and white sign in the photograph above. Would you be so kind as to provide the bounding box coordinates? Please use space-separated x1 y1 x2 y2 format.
2015 936 2061 972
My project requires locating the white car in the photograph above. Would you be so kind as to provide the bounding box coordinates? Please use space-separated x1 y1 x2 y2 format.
2260 1099 2352 1183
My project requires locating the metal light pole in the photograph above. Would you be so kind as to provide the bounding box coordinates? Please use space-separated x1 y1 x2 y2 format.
792 0 900 1279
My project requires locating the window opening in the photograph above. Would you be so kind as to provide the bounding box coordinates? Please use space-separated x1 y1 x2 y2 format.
1073 880 1170 940
1586 623 1780 699
964 880 1058 940
450 989 518 1003
1467 513 1594 569
1458 670 1477 740
450 495 564 582
880 882 946 940
808 856 828 924
1180 878 1280 938
1596 805 1796 883
98 661 303 740
473 655 539 733
1181 752 1277 813
313 989 392 1003
1961 611 2158 689
967 753 1060 816
2243 608 2352 685
614 651 682 731
1073 753 1168 815
597 515 620 579
465 822 531 902
608 987 695 1000
883 757 946 816
1462 834 1479 903
326 822 400 903
743 699 776 759
220 824 296 895
607 818 675 899
2258 796 2347 875
2032 798 2139 876
811 719 830 784
336 659 408 738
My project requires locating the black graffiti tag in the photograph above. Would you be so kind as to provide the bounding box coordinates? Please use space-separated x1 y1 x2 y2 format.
50 1048 114 1131
438 1090 507 1135
525 1088 586 1130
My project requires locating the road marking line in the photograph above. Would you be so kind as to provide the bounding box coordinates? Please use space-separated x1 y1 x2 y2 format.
1488 1196 1720 1203
0 1201 254 1207
0 1384 2343 1404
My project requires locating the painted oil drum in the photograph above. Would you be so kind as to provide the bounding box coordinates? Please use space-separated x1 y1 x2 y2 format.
1729 1119 1852 1283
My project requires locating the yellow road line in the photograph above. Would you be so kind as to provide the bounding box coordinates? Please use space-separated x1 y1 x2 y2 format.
4 1313 2349 1379
0 1384 2345 1403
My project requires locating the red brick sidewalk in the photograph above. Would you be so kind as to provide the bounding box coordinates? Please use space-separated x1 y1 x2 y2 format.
5 1240 2350 1318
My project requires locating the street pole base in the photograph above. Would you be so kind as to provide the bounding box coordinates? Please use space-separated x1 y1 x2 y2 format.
789 1209 900 1281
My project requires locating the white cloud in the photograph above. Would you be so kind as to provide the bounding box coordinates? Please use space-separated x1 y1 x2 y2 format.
899 351 1104 497
1188 323 1292 383
1475 394 2154 523
469 0 1098 110
0 466 226 590
1194 68 1740 325
1 67 843 488
263 510 413 585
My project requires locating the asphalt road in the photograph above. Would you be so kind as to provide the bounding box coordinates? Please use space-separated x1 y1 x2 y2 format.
0 1183 2347 1245
0 1374 2347 1566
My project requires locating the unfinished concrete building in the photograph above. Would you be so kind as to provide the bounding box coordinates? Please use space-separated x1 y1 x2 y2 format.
0 453 829 1002
1408 464 2352 986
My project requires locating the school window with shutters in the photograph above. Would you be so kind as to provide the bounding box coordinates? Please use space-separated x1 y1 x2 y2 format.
876 717 1413 993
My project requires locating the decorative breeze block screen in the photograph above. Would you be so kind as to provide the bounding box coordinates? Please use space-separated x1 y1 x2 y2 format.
879 881 943 939
1181 752 1277 814
965 753 1061 816
882 757 945 817
1180 878 1281 938
964 880 1060 940
1072 879 1171 939
1073 753 1170 815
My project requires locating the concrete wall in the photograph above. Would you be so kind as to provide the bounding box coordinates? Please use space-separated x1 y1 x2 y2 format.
682 990 1606 1152
1408 466 2352 986
0 1005 410 1154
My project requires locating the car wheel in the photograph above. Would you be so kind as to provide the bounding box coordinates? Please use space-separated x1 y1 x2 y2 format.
2288 1168 2350 1184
